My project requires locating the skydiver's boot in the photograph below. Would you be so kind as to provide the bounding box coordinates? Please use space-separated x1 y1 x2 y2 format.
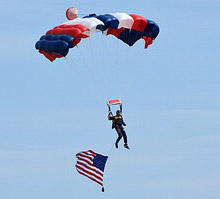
124 143 130 149
115 143 118 149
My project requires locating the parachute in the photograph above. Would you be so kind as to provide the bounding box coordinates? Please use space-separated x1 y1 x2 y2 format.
35 13 159 62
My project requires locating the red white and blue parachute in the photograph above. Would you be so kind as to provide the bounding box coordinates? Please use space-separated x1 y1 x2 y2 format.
35 12 159 62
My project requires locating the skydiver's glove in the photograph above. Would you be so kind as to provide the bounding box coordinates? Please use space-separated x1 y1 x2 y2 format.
123 123 126 126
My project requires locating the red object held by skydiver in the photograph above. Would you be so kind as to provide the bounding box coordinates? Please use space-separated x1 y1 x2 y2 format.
107 100 121 106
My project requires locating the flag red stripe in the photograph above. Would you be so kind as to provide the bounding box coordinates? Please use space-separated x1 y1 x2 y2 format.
76 161 103 177
76 169 103 186
76 153 94 161
84 150 96 155
77 157 92 166
76 150 96 157
76 165 103 182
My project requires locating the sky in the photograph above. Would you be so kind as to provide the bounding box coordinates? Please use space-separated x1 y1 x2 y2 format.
0 0 220 198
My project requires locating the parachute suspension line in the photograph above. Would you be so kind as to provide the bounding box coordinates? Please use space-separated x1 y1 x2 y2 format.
101 142 114 192
108 32 118 64
88 36 95 59
66 44 107 102
76 45 87 63
97 32 107 61
124 44 130 63
99 32 105 58
55 57 81 81
64 57 81 76
81 35 109 100
107 143 115 157
116 37 119 66
69 64 103 101
105 33 112 57
66 39 107 102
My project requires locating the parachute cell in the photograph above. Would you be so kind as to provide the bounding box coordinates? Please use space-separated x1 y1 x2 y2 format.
86 14 120 31
63 17 104 36
110 13 134 29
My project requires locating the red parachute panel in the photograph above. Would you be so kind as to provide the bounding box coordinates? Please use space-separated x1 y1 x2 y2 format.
46 24 89 44
130 14 148 33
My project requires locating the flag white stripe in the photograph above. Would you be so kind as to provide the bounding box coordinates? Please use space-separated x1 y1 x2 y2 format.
76 155 94 164
76 168 103 186
76 160 103 178
76 165 103 184
76 165 103 182
77 152 95 159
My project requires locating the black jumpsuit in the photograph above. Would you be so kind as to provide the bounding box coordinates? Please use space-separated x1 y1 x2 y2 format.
108 113 128 146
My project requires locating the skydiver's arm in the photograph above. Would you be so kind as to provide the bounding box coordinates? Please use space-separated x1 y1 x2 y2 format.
108 114 114 120
120 104 122 113
107 104 111 112
107 104 113 120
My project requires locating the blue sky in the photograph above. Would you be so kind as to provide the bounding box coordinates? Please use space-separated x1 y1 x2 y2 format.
0 0 220 198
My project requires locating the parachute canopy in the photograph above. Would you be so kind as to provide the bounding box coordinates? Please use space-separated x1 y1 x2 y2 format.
35 12 159 62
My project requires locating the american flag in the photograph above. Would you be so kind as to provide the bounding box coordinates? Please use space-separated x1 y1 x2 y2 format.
75 150 108 189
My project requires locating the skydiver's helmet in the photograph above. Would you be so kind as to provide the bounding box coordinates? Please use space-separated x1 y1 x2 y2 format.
116 110 121 115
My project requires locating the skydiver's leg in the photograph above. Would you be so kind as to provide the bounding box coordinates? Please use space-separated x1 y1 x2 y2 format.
120 126 129 149
115 127 122 148
120 127 127 144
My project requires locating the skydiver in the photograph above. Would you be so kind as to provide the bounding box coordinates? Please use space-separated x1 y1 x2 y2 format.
108 105 130 149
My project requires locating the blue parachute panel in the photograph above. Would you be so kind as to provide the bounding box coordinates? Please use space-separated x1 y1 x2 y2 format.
35 40 69 57
84 14 119 31
39 34 76 48
35 34 76 56
118 29 143 46
143 20 160 39
96 14 119 31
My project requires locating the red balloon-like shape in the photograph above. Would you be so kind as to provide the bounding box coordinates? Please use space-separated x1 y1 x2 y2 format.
66 7 78 20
